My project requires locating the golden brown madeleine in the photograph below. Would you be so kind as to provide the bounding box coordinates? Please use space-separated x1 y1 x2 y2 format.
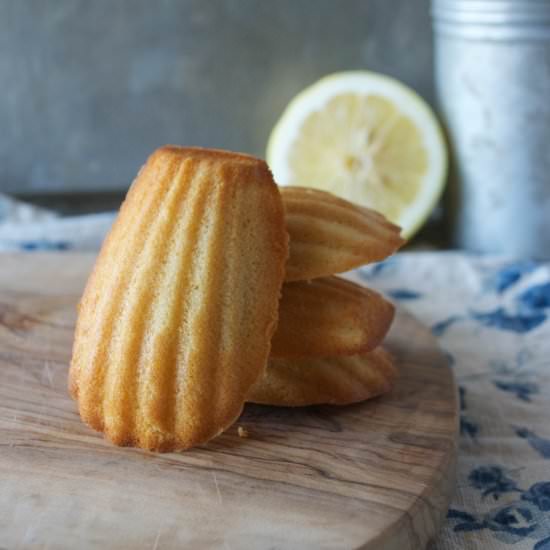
69 146 288 452
248 347 397 406
271 276 394 359
281 187 404 282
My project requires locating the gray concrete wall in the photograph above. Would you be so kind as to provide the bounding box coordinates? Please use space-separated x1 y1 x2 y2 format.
0 0 432 195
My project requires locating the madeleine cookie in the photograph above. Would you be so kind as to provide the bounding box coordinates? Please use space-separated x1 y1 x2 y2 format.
271 276 394 359
248 347 397 406
69 146 288 452
282 187 403 282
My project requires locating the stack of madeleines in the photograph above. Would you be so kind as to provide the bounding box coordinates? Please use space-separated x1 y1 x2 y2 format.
69 146 404 452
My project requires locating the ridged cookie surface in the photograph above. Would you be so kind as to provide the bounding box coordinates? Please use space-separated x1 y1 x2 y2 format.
281 187 404 282
69 146 288 452
271 276 394 359
248 347 397 406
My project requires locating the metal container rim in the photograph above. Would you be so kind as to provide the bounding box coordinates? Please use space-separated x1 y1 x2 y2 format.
432 0 550 10
432 0 550 25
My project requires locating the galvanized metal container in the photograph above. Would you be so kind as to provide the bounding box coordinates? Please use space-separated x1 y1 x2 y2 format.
432 0 550 257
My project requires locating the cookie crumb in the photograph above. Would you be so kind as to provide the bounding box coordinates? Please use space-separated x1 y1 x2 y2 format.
238 426 249 438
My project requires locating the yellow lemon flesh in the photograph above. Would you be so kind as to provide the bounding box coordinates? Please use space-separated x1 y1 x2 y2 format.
267 72 447 239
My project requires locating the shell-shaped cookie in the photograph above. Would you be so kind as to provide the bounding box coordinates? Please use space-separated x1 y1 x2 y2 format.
248 347 397 406
69 146 288 452
281 187 404 282
271 276 395 359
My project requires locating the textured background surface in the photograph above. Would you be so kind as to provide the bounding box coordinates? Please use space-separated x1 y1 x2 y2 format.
0 0 432 196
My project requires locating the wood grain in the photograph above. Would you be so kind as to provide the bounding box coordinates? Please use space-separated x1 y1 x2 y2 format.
0 253 458 550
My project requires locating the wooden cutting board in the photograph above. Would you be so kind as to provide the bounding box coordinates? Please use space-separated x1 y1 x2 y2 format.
0 253 458 550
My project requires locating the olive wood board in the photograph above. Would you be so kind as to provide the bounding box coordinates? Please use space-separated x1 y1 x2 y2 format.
0 253 458 549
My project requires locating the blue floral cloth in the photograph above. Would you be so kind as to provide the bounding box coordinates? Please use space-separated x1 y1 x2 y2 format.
360 255 550 550
1 196 549 549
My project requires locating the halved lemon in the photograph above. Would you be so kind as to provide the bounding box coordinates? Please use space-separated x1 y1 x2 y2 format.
266 71 447 239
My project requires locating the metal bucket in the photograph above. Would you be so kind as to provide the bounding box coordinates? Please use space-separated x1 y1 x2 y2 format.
432 0 550 257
